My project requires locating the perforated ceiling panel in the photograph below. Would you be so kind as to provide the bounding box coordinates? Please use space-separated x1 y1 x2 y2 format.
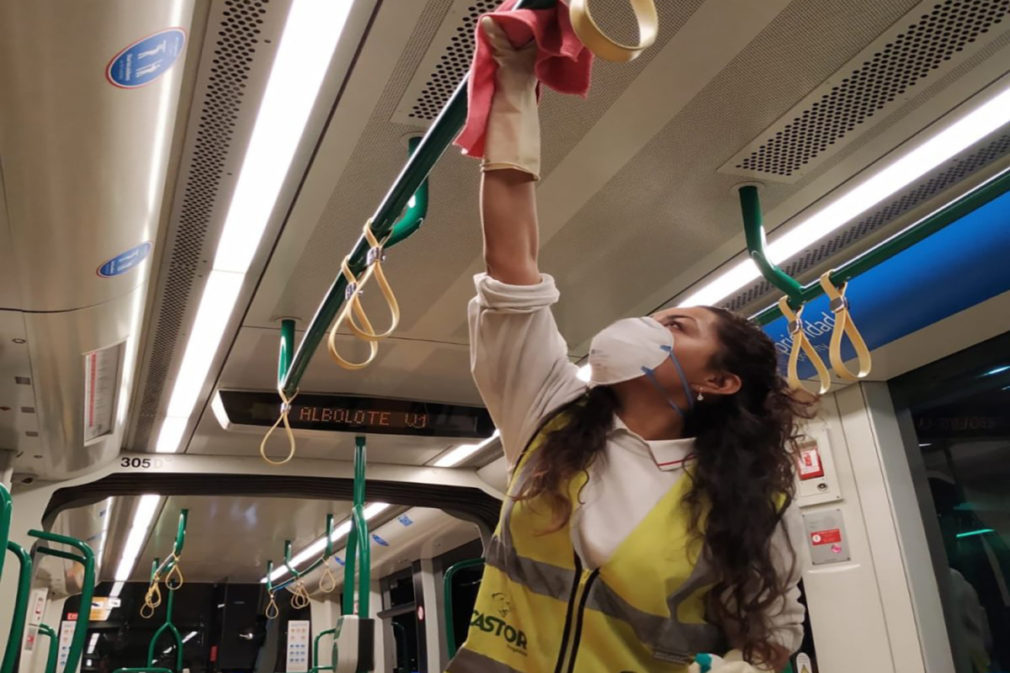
721 130 1010 314
407 0 497 122
130 0 283 449
722 0 1010 182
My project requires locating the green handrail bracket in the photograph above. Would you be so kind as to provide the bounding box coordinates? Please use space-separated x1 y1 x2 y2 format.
37 623 59 673
277 0 556 399
341 437 370 618
750 167 1010 324
268 513 336 594
28 530 95 673
152 508 188 579
0 484 11 579
443 558 484 658
2 541 32 673
739 185 805 309
310 627 336 673
390 620 407 673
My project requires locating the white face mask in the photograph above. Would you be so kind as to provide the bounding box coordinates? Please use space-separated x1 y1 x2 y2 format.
587 316 696 416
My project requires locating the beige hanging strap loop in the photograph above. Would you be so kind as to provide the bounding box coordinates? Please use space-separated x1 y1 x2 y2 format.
818 272 872 381
345 223 400 342
288 580 311 609
777 297 831 395
165 558 185 590
260 389 299 465
318 559 338 594
140 601 156 620
265 592 280 620
569 0 659 62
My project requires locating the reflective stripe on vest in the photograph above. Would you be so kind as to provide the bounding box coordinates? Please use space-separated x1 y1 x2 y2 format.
447 412 726 673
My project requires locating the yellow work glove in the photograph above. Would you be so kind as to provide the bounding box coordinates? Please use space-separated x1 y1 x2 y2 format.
688 650 771 673
479 16 541 180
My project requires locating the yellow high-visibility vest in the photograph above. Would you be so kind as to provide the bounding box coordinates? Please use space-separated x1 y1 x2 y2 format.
447 413 726 673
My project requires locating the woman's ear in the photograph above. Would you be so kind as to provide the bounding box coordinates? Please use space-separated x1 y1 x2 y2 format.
705 371 742 396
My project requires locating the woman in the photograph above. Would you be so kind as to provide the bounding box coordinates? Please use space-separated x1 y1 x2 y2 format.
450 18 813 673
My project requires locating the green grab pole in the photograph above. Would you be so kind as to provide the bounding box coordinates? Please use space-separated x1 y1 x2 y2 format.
278 0 556 399
266 560 275 593
384 137 429 249
739 185 805 308
37 624 58 673
751 167 1010 324
1 541 32 673
353 437 369 618
442 558 485 658
0 484 11 579
341 523 357 616
29 530 95 673
278 319 295 386
145 580 183 673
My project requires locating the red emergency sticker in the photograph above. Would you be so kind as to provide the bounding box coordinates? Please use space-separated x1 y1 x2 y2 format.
810 529 842 545
797 444 825 480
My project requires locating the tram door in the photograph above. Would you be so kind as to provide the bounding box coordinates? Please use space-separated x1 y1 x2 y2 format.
892 330 1010 673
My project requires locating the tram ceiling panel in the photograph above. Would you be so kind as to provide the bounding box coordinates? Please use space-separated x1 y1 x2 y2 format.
0 0 199 479
720 0 1010 183
126 0 379 454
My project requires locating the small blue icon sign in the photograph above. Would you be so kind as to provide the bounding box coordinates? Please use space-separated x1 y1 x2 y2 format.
107 29 186 88
98 242 152 278
371 534 390 547
398 514 414 527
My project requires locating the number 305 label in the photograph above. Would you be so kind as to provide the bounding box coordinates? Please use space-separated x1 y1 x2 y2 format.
119 456 171 470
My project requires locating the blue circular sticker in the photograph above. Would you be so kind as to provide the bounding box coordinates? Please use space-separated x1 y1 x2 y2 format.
106 28 186 89
97 242 153 278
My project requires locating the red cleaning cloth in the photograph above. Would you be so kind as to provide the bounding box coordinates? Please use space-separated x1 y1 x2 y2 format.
455 0 594 158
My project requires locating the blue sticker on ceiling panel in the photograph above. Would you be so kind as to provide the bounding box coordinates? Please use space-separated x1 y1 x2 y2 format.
97 242 152 278
107 28 186 88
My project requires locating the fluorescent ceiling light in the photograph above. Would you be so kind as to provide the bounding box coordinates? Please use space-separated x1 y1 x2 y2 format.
87 634 100 655
576 365 591 382
956 528 995 539
214 0 355 273
155 0 355 455
679 83 1010 308
114 494 162 581
182 631 198 644
265 502 390 583
433 430 501 468
109 581 125 598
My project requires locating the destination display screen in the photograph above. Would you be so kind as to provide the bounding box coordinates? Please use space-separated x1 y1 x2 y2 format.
217 390 494 439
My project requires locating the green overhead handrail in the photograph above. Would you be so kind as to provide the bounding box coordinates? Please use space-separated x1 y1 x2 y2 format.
0 484 11 579
37 623 59 673
739 185 805 309
310 627 337 673
277 0 556 399
28 530 95 673
443 558 485 658
341 436 370 618
1 540 32 673
750 167 1010 324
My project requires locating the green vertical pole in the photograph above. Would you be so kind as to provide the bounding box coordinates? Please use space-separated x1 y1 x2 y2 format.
37 624 59 673
442 558 484 659
1 542 32 673
0 485 11 579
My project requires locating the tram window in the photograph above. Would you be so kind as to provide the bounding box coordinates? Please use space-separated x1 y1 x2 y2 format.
891 330 1010 673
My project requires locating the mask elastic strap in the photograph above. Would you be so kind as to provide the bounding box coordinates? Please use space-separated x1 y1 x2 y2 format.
641 366 686 418
660 345 695 409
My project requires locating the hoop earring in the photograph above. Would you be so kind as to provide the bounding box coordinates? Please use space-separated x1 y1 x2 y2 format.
696 391 704 401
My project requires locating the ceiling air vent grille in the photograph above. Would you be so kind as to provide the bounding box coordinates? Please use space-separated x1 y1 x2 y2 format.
722 0 1010 182
720 131 1010 314
132 0 273 446
408 0 497 122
